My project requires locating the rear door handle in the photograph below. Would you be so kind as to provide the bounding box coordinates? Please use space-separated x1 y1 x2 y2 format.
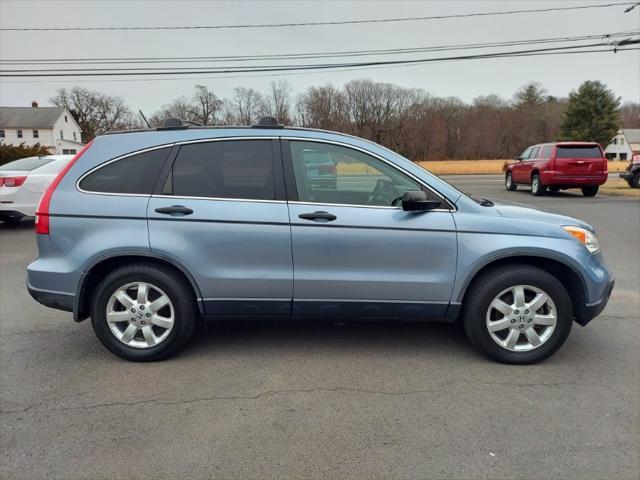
155 205 193 216
298 211 337 222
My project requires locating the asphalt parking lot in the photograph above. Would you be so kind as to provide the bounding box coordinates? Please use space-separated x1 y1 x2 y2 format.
1 175 638 480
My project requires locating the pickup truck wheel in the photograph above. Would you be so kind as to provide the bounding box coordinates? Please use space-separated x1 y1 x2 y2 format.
631 173 640 188
462 265 572 364
505 172 517 191
91 262 196 361
581 186 599 197
531 174 545 196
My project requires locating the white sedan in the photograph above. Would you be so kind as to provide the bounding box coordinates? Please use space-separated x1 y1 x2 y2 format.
0 155 75 224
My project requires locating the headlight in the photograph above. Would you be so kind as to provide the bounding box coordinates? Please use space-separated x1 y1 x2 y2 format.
562 226 600 253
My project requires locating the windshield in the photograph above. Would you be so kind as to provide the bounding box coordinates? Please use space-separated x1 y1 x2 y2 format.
0 156 53 171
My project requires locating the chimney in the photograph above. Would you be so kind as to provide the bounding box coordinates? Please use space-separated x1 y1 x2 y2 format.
31 101 38 108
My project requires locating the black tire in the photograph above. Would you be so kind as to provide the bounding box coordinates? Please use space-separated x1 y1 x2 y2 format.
90 262 196 361
0 214 24 225
581 185 599 197
531 174 545 196
505 172 517 191
631 173 640 189
462 265 573 364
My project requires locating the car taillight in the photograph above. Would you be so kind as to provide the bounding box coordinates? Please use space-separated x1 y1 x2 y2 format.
0 176 27 187
35 141 93 235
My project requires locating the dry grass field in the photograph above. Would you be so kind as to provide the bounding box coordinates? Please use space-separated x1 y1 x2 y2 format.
415 159 630 175
599 178 640 197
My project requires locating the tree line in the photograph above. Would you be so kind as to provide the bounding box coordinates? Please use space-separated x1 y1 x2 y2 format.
50 79 637 160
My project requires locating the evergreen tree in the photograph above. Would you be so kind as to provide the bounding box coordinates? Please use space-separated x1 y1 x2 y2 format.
560 81 620 146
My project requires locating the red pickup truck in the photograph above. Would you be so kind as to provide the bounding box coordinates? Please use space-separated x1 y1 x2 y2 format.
505 142 607 197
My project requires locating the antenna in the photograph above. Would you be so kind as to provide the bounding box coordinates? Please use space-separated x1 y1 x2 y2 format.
138 109 151 128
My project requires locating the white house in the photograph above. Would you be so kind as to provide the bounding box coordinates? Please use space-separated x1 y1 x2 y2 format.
0 102 84 155
604 129 640 161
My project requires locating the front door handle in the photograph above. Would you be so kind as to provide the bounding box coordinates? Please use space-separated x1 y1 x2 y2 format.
155 205 193 216
298 211 337 222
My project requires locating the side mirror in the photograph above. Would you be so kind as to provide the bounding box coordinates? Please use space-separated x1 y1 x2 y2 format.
402 191 442 211
517 156 524 161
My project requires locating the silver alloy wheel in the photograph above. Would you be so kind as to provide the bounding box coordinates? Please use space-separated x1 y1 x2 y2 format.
105 281 174 348
531 176 540 193
506 173 513 188
485 284 557 352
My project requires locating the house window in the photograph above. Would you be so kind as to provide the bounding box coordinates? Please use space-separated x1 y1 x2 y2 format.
17 130 23 138
0 129 4 138
33 129 39 138
64 115 68 122
620 137 625 145
60 130 64 139
620 153 628 161
613 138 617 144
73 131 77 141
62 149 77 155
605 153 616 160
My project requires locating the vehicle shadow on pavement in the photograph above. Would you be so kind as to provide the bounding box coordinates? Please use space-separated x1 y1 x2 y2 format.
0 218 35 231
181 319 476 360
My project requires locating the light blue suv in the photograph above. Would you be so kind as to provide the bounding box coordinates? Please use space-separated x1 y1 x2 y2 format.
27 117 614 363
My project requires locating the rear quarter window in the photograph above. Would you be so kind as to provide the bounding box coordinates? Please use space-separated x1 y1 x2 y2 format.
79 147 171 194
556 146 603 158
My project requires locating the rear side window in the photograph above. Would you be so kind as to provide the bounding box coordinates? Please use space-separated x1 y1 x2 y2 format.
0 156 53 171
79 147 170 194
170 140 275 200
540 145 553 159
556 146 603 158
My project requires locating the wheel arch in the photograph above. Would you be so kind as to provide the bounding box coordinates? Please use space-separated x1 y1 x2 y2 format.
456 254 587 324
531 168 540 178
74 252 204 322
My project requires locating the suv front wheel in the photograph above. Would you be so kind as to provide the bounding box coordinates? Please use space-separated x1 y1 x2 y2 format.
462 265 573 364
90 262 196 361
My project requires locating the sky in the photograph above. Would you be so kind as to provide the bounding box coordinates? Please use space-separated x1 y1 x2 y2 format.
0 0 639 114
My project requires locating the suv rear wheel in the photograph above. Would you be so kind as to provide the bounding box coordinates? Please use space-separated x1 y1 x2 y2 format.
462 265 572 364
90 262 196 361
581 185 599 197
531 174 545 196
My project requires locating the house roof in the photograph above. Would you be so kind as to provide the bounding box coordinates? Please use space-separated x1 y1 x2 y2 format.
623 129 640 144
0 106 67 128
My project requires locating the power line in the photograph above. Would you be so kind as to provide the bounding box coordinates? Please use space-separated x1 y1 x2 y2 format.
1 30 637 66
2 47 637 85
1 41 637 78
0 2 635 31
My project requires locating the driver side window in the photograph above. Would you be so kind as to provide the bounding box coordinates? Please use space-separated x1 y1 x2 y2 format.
289 141 434 207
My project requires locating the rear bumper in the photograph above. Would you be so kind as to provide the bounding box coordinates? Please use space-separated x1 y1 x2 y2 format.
540 171 607 186
27 282 74 312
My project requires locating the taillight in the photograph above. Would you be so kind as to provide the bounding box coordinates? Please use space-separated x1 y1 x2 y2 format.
35 141 93 235
0 176 27 187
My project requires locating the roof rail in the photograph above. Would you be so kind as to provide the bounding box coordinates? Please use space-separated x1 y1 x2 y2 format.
252 116 284 129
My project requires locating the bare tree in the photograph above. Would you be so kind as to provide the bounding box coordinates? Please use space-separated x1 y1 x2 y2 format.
50 87 132 142
263 80 293 124
189 85 223 125
232 87 265 125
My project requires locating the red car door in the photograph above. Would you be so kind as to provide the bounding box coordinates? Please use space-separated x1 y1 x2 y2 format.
523 146 540 184
513 146 533 183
